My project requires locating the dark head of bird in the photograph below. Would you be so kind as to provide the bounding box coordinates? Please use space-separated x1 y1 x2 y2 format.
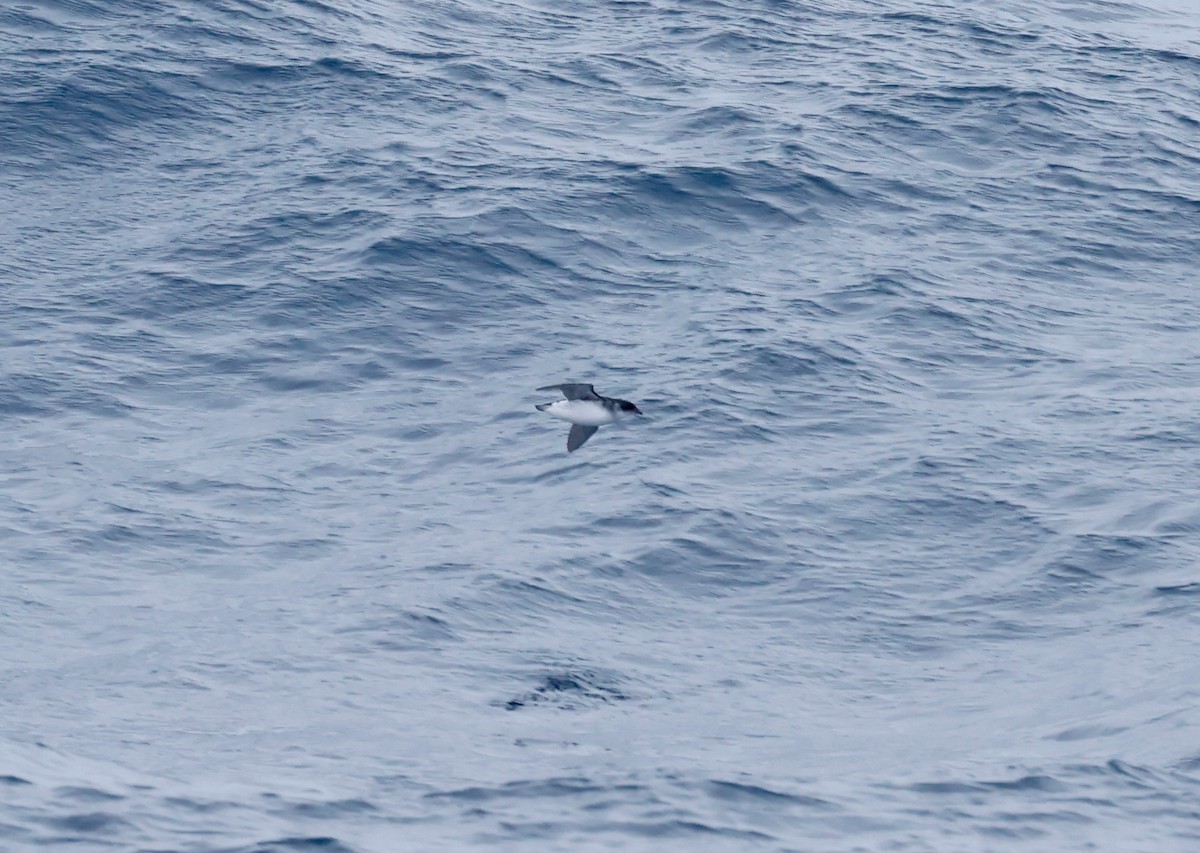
619 400 643 415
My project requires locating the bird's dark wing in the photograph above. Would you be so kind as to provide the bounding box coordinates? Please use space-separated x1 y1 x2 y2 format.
537 383 599 401
567 424 598 452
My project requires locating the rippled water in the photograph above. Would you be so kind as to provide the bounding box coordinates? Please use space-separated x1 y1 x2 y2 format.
4 0 1200 849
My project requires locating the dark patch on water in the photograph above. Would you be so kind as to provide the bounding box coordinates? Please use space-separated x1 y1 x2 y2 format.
705 779 833 808
43 811 132 834
502 671 630 711
54 785 125 803
282 799 377 819
1154 582 1200 596
235 838 357 853
426 777 617 802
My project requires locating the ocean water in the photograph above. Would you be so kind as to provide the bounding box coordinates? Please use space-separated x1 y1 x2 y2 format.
3 0 1200 849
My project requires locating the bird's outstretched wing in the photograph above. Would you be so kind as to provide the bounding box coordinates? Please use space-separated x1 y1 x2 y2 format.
537 383 599 401
567 424 598 452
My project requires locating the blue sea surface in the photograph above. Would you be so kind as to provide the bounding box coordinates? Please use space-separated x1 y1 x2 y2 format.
3 0 1200 849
